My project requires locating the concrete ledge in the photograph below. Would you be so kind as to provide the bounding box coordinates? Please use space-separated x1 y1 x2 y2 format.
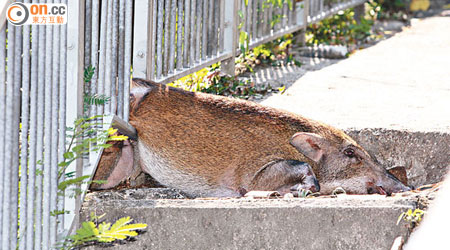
82 189 415 250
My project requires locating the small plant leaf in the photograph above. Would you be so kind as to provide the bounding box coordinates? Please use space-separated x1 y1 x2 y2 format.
63 152 74 160
109 135 129 141
278 85 286 94
397 212 405 225
109 217 133 232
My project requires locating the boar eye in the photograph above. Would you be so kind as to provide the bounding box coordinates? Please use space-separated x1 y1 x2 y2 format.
343 148 355 158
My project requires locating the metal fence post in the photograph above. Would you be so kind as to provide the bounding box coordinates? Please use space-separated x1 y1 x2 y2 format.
65 0 85 236
354 3 365 24
293 0 308 46
220 0 238 76
305 0 310 26
132 0 153 79
296 0 310 46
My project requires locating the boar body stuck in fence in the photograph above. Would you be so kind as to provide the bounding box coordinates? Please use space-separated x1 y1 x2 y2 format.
92 78 410 197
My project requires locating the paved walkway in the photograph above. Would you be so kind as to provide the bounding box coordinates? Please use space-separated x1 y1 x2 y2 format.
260 14 450 132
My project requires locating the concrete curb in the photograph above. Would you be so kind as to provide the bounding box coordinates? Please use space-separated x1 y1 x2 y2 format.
82 191 415 250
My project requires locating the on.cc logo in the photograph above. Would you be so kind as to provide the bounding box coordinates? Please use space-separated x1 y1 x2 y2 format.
7 2 30 26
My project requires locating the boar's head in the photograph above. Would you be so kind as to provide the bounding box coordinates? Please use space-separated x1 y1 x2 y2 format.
290 132 411 195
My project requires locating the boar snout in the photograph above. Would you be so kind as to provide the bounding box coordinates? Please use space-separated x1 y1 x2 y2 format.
366 170 411 195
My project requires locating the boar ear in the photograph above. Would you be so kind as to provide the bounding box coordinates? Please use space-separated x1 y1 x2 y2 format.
290 132 327 163
387 166 409 186
130 79 154 113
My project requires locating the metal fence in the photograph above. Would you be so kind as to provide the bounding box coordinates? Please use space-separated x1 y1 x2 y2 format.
0 0 68 249
0 0 365 249
133 0 366 83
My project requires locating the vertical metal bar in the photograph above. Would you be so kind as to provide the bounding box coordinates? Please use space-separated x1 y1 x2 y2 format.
0 25 5 247
239 0 245 45
320 0 324 15
263 0 268 36
258 0 263 38
161 0 170 76
117 0 125 118
195 0 201 61
183 0 190 67
34 23 46 250
218 0 225 52
282 1 288 28
19 11 31 249
84 0 92 67
201 0 208 58
275 2 281 30
111 0 119 114
287 0 292 26
97 0 108 115
212 0 219 56
84 0 92 118
267 4 274 35
169 0 177 73
50 4 61 245
190 0 196 64
163 0 170 74
246 0 252 38
132 0 150 79
90 0 100 118
0 21 6 248
150 0 157 79
11 22 22 250
177 0 184 69
252 0 257 39
290 0 296 27
65 0 85 235
58 0 68 237
305 0 310 26
207 0 213 55
82 1 93 181
2 23 16 249
2 24 14 250
104 0 113 114
254 0 259 39
26 20 38 250
156 0 164 78
43 21 53 250
220 0 237 76
316 0 320 17
176 0 184 70
314 0 317 18
313 0 316 18
123 0 132 121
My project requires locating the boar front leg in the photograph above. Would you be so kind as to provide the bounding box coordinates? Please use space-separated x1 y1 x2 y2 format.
249 160 320 195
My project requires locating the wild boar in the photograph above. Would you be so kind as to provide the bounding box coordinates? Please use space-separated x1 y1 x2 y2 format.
93 78 410 197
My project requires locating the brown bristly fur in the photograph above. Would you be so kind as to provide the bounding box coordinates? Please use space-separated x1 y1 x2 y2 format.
128 78 356 191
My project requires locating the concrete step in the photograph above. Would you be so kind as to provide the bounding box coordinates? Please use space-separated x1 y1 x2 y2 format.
82 189 416 250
